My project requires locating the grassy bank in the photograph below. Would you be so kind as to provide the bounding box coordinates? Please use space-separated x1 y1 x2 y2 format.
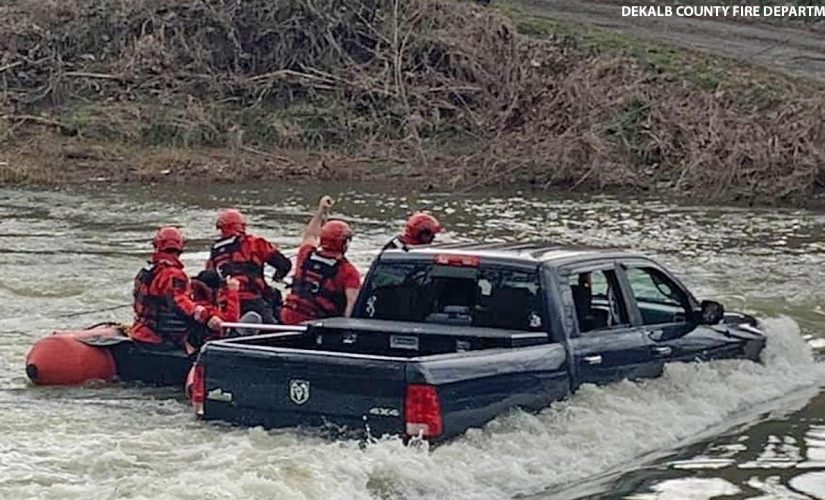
1 0 823 205
499 1 795 93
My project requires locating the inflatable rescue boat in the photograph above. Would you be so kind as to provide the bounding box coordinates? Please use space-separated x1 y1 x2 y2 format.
25 323 192 387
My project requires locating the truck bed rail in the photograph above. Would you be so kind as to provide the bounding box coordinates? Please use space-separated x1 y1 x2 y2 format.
221 322 308 333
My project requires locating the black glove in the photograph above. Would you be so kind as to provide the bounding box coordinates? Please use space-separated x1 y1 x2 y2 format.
269 252 292 281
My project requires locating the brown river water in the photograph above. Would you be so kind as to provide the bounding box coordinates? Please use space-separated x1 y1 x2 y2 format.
1 183 824 499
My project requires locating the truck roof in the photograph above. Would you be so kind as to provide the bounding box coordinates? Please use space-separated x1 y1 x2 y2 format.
380 242 644 267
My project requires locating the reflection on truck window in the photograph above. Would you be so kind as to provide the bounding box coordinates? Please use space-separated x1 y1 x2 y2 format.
361 263 544 332
625 267 688 325
570 270 628 333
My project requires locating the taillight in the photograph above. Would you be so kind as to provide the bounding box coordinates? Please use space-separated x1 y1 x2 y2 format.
434 254 480 267
405 384 443 438
187 363 206 416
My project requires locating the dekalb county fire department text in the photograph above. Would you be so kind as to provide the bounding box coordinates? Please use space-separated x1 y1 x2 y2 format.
622 5 825 17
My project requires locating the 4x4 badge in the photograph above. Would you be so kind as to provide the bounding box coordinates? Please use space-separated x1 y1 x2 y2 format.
206 388 233 403
289 379 310 405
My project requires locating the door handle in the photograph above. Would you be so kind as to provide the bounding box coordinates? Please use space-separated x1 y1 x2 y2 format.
647 329 665 342
653 346 672 356
583 355 603 365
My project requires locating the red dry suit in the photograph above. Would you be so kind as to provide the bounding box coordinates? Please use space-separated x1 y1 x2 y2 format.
131 253 218 346
206 233 291 302
280 244 361 325
186 279 241 349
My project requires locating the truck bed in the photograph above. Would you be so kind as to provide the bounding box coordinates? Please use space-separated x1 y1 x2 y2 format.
197 319 569 441
222 318 550 356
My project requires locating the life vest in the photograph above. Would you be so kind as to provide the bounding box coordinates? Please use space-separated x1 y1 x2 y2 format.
209 235 265 295
285 250 346 318
133 262 191 343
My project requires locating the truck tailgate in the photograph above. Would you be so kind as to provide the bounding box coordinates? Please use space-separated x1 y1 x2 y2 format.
201 344 407 438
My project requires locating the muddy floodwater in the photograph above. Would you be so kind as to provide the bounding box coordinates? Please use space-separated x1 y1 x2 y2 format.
1 183 824 499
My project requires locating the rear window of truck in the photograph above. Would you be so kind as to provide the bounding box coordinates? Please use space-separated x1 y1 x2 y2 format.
357 261 545 332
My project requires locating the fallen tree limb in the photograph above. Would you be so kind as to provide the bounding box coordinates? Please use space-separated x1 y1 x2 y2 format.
63 71 128 82
0 61 22 74
2 114 67 129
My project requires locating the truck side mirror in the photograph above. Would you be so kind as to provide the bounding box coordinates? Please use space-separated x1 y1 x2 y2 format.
699 300 725 325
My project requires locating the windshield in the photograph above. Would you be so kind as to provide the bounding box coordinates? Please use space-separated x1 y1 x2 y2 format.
356 261 545 332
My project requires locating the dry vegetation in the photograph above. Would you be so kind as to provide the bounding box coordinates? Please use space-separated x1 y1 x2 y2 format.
0 0 823 204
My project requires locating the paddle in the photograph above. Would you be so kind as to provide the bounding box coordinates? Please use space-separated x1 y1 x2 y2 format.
55 303 133 319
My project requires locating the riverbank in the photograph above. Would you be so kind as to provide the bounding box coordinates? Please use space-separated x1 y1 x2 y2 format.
1 0 823 206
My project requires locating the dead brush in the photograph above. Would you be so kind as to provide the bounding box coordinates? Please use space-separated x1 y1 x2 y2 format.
0 0 823 203
0 0 543 151
451 51 825 203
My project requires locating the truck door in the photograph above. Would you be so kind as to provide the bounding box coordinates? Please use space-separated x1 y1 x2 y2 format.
561 264 660 385
617 261 744 363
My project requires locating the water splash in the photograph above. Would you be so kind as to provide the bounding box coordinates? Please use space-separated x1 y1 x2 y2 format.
1 318 820 499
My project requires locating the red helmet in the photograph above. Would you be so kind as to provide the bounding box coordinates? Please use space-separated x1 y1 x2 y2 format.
320 220 353 255
153 226 185 253
216 209 246 237
403 212 442 245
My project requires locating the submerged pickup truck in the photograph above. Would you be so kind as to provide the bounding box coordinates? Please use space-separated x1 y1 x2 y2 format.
191 243 766 442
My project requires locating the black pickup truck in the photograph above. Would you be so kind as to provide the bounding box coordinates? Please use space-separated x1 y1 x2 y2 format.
190 243 765 442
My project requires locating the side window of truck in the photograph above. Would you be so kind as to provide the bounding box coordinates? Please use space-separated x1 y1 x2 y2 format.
625 266 689 325
569 269 629 333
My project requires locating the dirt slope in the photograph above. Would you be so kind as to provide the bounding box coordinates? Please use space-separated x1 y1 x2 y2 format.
509 0 825 85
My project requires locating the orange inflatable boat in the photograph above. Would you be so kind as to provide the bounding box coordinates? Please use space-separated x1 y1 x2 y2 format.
26 322 192 387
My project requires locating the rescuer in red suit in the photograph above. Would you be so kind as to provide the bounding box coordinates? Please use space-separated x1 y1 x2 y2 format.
280 196 362 325
382 212 443 251
206 209 292 324
185 271 242 353
131 227 224 348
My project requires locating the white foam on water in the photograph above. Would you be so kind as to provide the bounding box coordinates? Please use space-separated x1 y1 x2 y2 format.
1 317 824 499
669 458 735 470
625 478 741 500
789 472 825 499
746 475 812 499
